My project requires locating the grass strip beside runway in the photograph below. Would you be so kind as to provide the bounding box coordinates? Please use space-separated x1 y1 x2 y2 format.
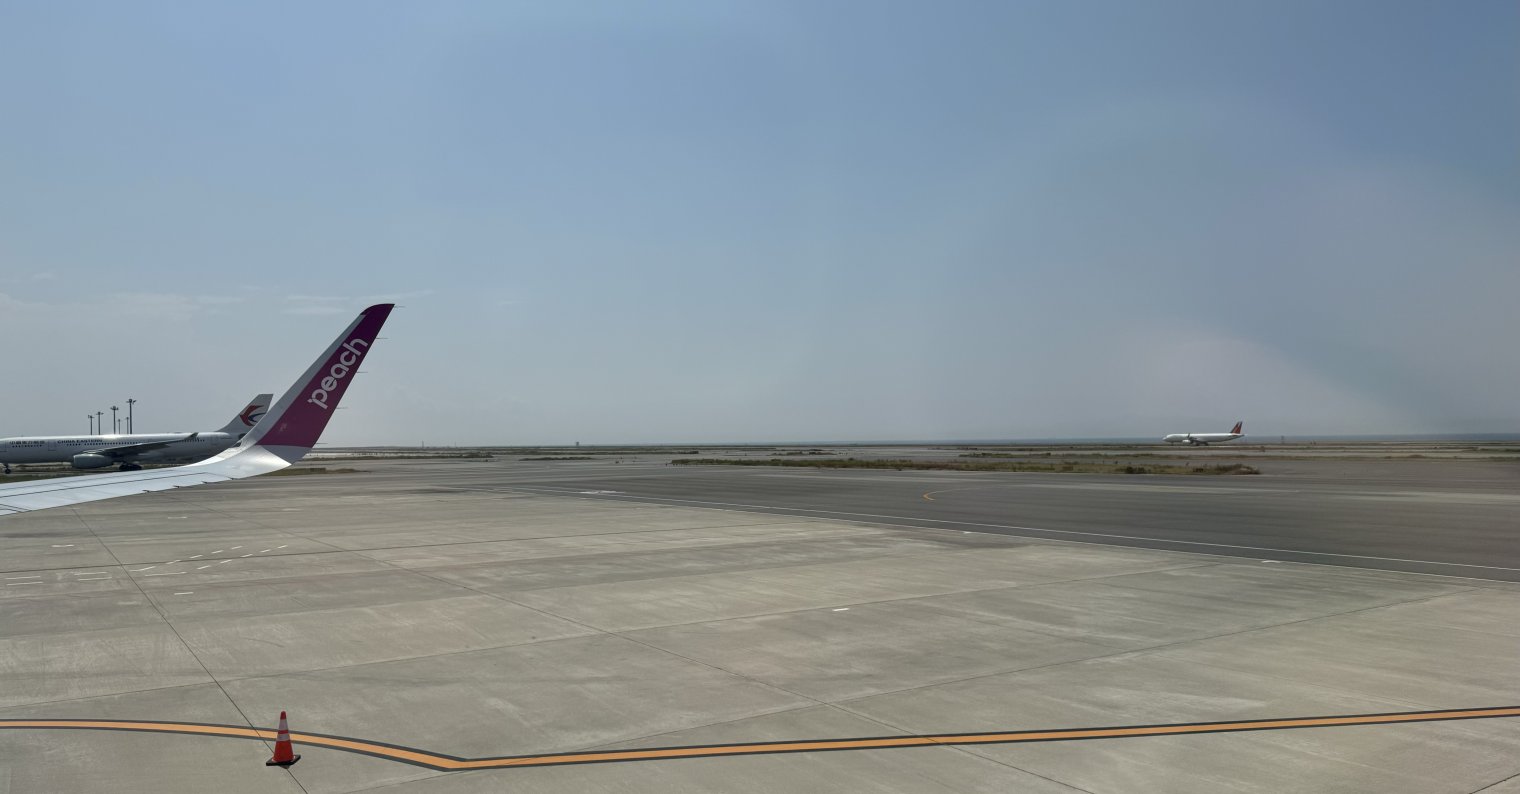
670 458 1260 475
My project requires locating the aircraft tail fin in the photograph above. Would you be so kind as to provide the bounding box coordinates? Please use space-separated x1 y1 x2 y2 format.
1231 421 1244 435
217 394 274 434
232 304 394 461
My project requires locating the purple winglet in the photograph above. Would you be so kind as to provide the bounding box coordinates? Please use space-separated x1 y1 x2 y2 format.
247 304 395 452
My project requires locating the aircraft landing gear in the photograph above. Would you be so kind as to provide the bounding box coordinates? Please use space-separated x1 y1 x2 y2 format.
2 464 10 474
118 463 143 472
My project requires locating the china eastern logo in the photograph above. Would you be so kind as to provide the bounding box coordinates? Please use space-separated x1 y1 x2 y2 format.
239 404 267 427
306 337 369 410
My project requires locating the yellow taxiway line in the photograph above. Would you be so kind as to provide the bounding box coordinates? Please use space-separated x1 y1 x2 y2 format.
3 706 1518 771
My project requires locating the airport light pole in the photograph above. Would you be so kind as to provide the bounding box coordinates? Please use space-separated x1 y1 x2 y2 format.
88 414 94 434
96 411 103 436
127 398 135 434
111 406 119 434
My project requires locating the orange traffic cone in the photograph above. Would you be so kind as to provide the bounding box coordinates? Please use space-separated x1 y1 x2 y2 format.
265 711 301 767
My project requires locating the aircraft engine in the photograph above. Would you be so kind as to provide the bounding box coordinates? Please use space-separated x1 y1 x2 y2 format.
71 453 114 469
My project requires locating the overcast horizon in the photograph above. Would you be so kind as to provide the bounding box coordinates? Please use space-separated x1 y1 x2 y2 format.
3 2 1516 446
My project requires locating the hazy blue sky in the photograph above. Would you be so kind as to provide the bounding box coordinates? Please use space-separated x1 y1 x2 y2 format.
2 1 1516 444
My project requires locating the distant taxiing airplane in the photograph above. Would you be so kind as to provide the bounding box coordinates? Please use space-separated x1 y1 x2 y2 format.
0 303 394 516
0 394 273 474
1163 421 1245 446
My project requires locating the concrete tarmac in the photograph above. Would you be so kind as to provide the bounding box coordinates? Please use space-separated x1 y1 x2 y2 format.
1 454 1517 792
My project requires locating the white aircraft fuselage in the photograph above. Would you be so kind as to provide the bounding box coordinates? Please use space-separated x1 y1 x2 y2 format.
1163 422 1245 446
0 394 272 471
0 432 244 468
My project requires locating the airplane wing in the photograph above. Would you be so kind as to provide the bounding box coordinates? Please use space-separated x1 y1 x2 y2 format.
81 432 199 459
0 303 394 517
0 448 286 516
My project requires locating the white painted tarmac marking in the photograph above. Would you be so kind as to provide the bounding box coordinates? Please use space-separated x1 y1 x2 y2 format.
144 572 185 577
133 566 157 572
189 555 203 559
512 487 1520 575
50 544 74 548
211 550 223 554
165 560 181 565
74 576 109 581
259 549 272 553
230 546 242 550
276 545 288 549
240 554 252 558
216 560 232 565
5 575 41 580
174 592 193 595
6 581 42 586
196 565 213 570
73 572 108 576
833 608 850 612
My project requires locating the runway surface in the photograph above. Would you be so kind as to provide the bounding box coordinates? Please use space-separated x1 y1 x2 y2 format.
413 455 1520 580
1 451 1517 792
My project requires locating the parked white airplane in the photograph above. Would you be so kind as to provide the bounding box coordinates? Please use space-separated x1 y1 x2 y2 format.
1163 421 1245 446
0 303 393 516
0 395 273 474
